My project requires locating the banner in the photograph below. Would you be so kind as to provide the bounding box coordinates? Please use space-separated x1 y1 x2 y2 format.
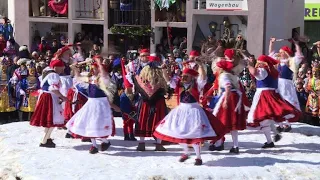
305 4 320 20
206 0 247 11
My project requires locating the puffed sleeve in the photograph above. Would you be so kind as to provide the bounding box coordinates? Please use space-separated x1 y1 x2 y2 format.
254 68 268 81
47 73 61 91
293 53 303 66
197 76 208 92
268 51 277 59
218 74 232 89
100 75 111 86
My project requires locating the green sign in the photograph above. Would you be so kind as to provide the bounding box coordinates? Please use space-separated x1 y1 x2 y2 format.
305 4 320 20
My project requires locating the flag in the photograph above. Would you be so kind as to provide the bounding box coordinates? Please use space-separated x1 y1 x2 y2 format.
155 0 176 10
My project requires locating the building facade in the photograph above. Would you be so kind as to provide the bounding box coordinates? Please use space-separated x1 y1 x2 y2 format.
8 0 304 57
305 0 320 45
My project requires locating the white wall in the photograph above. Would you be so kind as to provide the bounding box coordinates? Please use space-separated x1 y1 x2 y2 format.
8 0 30 47
194 15 247 40
264 0 305 53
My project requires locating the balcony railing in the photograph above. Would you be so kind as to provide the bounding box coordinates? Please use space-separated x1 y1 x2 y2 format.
29 0 68 18
109 0 151 26
75 0 104 20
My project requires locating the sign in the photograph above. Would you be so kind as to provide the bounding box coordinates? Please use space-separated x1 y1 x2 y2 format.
305 4 320 20
206 0 247 11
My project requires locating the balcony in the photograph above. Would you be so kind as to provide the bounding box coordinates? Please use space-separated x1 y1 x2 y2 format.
29 0 68 18
109 0 151 27
75 0 104 20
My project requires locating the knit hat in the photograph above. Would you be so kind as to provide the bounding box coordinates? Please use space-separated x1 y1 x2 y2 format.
18 45 30 59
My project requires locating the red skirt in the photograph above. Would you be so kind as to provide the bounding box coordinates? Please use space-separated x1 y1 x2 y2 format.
30 93 64 128
72 118 116 139
214 92 247 132
64 89 87 122
248 90 301 126
135 98 167 137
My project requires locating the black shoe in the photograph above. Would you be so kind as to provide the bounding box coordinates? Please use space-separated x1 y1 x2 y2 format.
129 133 137 141
136 143 146 151
81 138 91 143
65 133 73 139
89 146 99 154
39 141 56 148
277 126 284 133
262 142 275 148
124 134 130 141
229 147 239 154
284 126 292 132
101 142 111 151
194 159 203 166
208 143 224 151
179 154 189 162
47 138 54 144
273 134 282 142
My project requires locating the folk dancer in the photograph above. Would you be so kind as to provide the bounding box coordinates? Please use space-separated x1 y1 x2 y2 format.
132 55 167 151
154 66 226 165
269 38 303 132
66 57 120 154
30 60 67 148
120 57 138 141
246 55 301 148
208 60 247 154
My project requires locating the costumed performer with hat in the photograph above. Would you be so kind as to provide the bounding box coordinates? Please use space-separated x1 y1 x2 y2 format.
66 56 120 154
133 54 168 151
246 55 301 148
30 59 67 148
269 38 303 132
154 59 227 165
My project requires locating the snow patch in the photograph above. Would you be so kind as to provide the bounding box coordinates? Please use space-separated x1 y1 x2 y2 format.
0 119 320 180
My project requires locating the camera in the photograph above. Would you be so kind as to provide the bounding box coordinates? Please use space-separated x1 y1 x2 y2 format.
126 50 139 60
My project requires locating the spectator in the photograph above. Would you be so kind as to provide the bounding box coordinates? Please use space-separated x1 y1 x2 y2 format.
0 17 14 41
51 39 60 54
296 78 308 122
311 41 320 62
74 32 84 44
31 51 40 61
38 37 51 54
0 34 6 56
89 44 101 58
73 45 85 62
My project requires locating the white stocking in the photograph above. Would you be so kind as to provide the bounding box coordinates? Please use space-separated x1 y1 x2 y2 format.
214 139 223 147
179 143 189 155
192 143 201 159
231 130 239 148
91 138 98 148
139 137 145 143
270 120 279 135
260 120 273 144
41 127 54 144
101 138 110 144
